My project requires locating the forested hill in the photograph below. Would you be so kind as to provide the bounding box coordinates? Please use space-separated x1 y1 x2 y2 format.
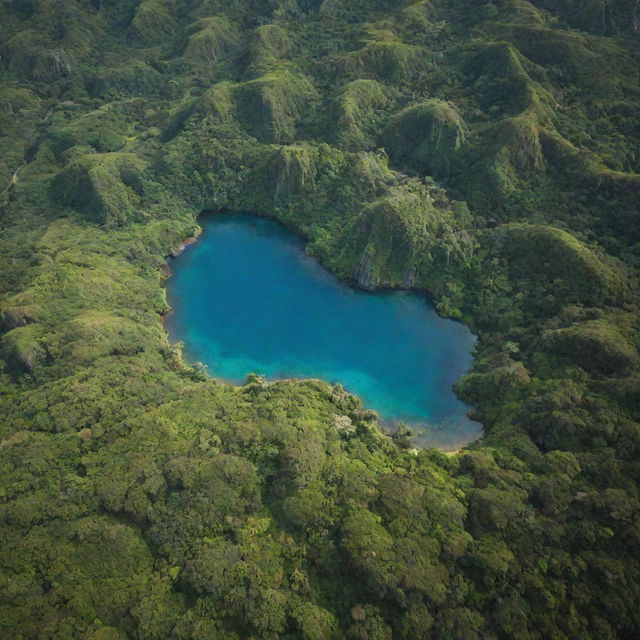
1 1 639 638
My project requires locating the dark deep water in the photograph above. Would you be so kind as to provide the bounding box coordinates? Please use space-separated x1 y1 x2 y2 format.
165 213 481 449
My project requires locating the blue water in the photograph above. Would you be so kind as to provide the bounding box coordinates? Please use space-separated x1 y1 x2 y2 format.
165 214 481 449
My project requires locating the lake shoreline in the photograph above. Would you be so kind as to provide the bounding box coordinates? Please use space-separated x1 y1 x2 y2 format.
163 211 482 452
170 209 476 325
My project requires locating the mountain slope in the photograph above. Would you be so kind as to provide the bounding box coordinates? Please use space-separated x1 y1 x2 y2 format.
1 1 639 638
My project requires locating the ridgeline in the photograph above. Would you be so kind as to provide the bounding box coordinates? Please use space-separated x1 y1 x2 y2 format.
1 1 639 638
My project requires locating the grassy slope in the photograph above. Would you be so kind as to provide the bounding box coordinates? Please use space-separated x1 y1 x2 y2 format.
0 0 639 638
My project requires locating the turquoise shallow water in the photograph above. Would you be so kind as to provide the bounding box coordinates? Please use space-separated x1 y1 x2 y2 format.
165 213 481 449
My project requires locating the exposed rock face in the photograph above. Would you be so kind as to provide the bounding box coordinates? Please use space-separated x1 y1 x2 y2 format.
340 184 446 288
270 145 318 203
38 48 72 81
1 306 38 331
496 115 544 174
354 251 376 289
0 325 43 373
3 31 73 82
183 18 238 67
402 264 418 288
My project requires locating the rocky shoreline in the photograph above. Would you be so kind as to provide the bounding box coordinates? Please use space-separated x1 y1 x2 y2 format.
170 227 202 257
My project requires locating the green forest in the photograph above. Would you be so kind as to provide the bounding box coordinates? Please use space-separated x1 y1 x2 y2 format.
1 0 639 638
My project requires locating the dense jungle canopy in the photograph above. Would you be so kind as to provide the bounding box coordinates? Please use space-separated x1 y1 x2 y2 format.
0 1 639 638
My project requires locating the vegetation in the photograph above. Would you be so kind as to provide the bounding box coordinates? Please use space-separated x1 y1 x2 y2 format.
0 0 639 638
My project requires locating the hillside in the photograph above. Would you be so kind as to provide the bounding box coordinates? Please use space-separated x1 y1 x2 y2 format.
1 1 639 638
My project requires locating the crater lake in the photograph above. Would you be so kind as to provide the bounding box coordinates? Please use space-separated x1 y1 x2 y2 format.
165 213 481 449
